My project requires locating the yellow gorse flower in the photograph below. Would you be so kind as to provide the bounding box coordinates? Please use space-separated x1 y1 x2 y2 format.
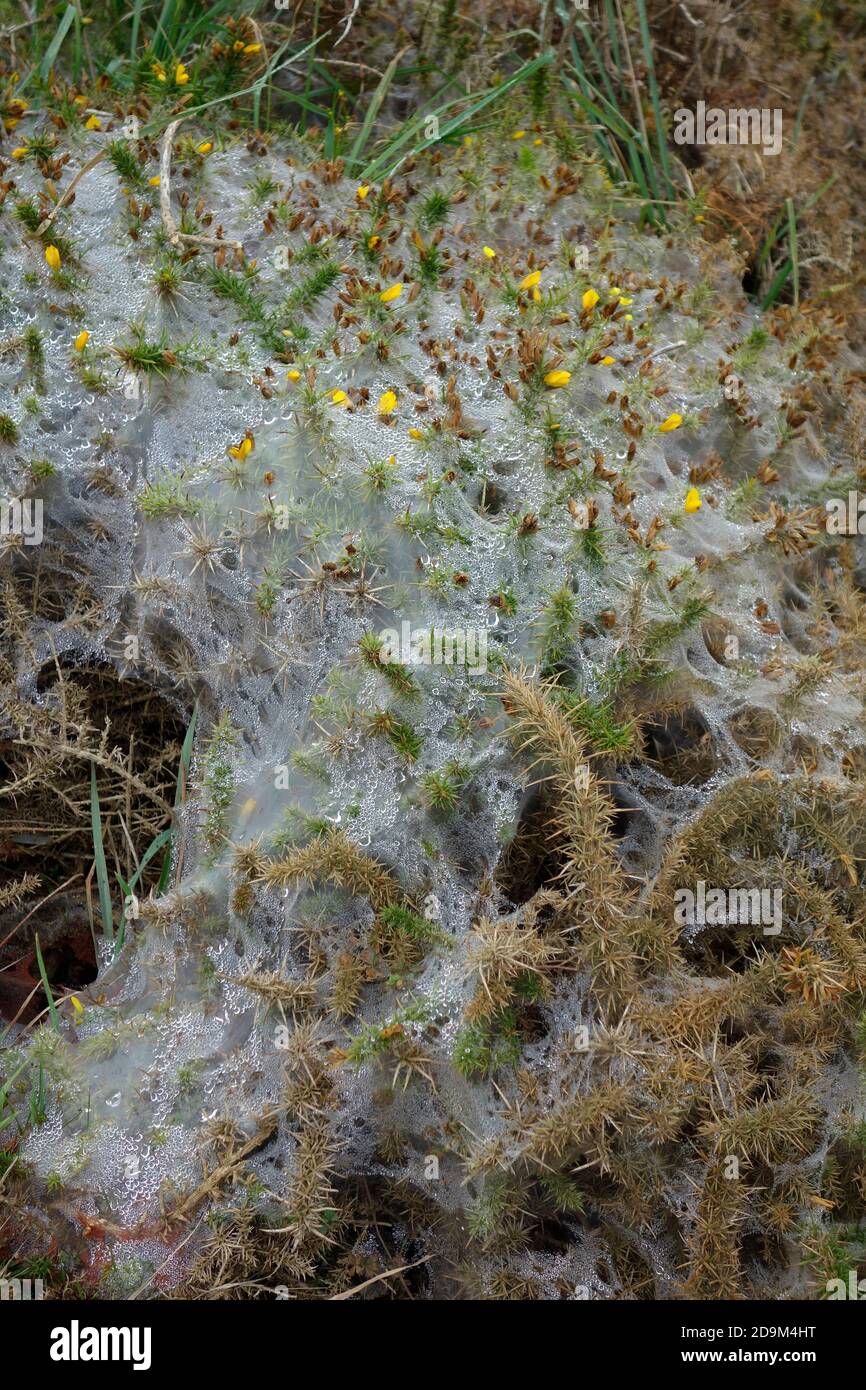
330 390 348 406
684 487 702 513
659 412 683 433
544 370 571 388
197 141 213 154
175 63 190 85
482 246 496 259
356 184 370 200
11 146 28 159
74 330 90 351
582 288 599 310
228 435 254 458
286 369 301 381
379 282 403 303
85 114 101 129
600 356 616 366
44 245 61 272
519 270 541 291
377 390 397 415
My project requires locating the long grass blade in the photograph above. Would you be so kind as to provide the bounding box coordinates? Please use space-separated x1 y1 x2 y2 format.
39 4 76 81
786 197 799 307
158 705 197 893
348 47 406 169
360 52 551 183
90 762 113 941
114 828 171 954
634 0 674 197
34 933 59 1030
129 0 145 60
0 1060 28 1135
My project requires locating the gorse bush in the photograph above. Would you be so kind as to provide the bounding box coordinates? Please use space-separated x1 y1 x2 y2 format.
0 0 865 1303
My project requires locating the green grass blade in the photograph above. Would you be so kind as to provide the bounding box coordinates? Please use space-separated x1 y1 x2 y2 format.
151 0 178 60
130 0 145 60
756 206 786 273
348 47 405 169
757 178 835 308
359 52 551 183
90 762 114 941
573 17 620 112
801 172 837 212
34 933 59 1030
761 257 793 310
566 47 620 179
563 71 664 219
125 831 173 898
158 705 197 893
786 197 799 307
114 828 171 956
634 0 674 197
604 0 622 76
0 1061 28 1134
39 4 76 82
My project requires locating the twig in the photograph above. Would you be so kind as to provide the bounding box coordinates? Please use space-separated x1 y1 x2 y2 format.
334 0 362 47
7 739 171 814
128 1216 205 1300
645 339 687 362
329 1254 432 1299
679 2 704 24
159 118 243 253
0 874 82 956
35 151 107 237
164 1119 277 1226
